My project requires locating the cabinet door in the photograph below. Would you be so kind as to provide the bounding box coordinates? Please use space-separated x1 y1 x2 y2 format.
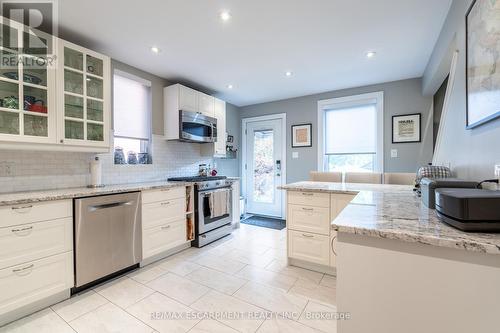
329 230 337 268
178 85 198 113
57 40 110 149
143 220 187 259
198 92 214 117
0 18 56 144
288 204 330 235
214 98 226 156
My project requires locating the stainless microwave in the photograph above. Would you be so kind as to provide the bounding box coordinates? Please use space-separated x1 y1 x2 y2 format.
179 110 217 143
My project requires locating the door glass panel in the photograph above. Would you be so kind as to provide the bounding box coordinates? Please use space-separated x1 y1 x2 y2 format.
65 120 84 140
24 114 47 136
86 76 103 99
23 31 48 55
64 47 83 70
64 94 83 119
23 56 47 87
64 69 83 94
1 23 18 50
0 81 19 110
23 85 47 113
86 55 103 77
0 111 19 134
87 123 103 141
87 99 103 121
0 51 19 79
253 129 274 203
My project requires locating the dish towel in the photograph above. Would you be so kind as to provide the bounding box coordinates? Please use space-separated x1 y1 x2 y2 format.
209 190 229 218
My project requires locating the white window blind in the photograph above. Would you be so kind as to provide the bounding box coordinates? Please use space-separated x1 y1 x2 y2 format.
113 74 150 140
325 104 377 154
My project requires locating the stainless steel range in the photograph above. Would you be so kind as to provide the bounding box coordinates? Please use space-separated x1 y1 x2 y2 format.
168 176 233 247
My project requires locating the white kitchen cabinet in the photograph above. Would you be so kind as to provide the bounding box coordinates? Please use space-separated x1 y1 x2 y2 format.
198 92 215 117
0 17 111 152
141 188 189 261
231 180 240 226
0 199 73 326
287 191 355 272
0 18 57 145
214 98 226 157
288 230 330 266
57 40 111 150
179 85 198 113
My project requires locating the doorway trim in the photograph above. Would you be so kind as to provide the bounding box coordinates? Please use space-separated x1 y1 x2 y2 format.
241 113 287 219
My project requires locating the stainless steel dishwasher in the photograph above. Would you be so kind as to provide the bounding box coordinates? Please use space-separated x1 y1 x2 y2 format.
74 192 141 291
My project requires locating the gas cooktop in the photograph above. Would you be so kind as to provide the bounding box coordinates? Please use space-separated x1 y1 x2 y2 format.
168 176 228 182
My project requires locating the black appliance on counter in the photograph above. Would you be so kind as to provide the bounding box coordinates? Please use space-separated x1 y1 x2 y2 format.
435 188 500 232
168 176 233 247
420 178 478 208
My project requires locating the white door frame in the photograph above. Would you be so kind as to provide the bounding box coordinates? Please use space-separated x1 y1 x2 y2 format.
241 113 287 219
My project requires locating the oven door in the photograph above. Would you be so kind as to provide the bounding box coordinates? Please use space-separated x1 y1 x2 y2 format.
198 187 233 234
180 110 217 143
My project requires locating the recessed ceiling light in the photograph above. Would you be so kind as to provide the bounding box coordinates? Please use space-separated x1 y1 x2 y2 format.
366 51 376 58
227 84 233 89
220 10 231 22
285 71 293 77
151 46 160 54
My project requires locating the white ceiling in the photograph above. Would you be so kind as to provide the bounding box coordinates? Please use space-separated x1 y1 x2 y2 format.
58 0 452 106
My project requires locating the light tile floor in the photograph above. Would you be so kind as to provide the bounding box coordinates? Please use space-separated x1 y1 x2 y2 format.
0 224 338 333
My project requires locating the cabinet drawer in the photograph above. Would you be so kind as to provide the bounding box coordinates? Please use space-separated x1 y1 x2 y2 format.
142 198 186 229
0 252 73 316
0 217 72 270
288 204 330 235
143 220 187 259
142 187 185 204
288 230 329 266
288 191 330 208
0 200 72 228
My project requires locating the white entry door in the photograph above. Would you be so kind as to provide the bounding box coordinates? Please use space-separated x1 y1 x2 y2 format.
245 117 284 218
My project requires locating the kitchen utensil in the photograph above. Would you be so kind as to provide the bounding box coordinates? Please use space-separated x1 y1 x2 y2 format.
3 72 42 85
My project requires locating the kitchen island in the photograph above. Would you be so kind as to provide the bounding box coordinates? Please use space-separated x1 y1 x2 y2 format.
280 181 500 333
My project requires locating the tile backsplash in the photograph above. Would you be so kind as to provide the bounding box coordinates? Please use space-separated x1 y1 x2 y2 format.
0 135 213 193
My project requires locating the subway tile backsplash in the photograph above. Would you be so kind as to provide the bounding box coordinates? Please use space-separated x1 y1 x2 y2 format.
0 135 213 193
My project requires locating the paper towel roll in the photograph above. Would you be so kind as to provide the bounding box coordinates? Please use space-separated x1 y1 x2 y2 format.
89 157 102 188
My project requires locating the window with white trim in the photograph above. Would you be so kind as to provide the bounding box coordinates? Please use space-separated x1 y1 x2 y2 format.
113 71 152 164
318 92 384 172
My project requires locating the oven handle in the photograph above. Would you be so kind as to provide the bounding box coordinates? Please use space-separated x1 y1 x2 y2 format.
199 188 232 196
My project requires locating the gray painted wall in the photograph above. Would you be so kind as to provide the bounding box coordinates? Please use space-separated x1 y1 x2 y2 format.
422 0 500 181
239 78 433 183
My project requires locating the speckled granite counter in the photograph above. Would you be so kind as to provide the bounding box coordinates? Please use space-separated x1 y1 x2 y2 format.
0 181 190 206
280 181 500 255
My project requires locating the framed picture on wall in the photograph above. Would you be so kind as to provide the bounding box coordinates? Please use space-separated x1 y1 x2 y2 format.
291 123 312 148
392 113 421 143
466 0 500 129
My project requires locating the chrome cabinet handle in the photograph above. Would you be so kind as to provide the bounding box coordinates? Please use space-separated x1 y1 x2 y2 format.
331 236 337 256
302 207 314 211
302 234 314 238
13 264 34 273
11 205 33 213
161 225 171 230
160 201 171 206
161 188 170 192
301 193 314 196
11 226 33 233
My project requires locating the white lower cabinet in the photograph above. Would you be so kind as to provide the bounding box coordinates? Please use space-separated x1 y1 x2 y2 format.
288 230 330 266
0 251 73 317
143 220 187 259
287 191 355 271
142 198 186 229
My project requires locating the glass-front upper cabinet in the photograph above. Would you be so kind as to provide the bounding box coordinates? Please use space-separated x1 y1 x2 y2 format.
57 40 110 148
0 17 56 143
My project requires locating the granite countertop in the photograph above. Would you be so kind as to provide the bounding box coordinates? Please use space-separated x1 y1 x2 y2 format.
280 181 500 255
0 181 190 206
